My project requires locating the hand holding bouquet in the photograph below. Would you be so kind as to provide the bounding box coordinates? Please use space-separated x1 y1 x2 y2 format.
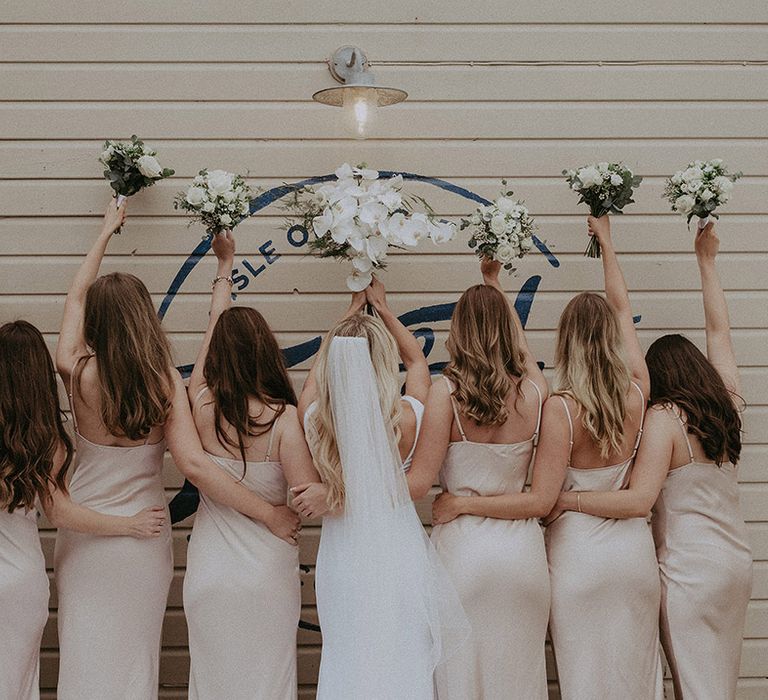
664 159 741 229
174 169 253 239
563 162 642 258
100 135 174 205
460 181 536 272
285 163 455 291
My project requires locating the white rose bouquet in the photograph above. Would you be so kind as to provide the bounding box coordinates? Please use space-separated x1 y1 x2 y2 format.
99 135 174 207
460 181 536 272
563 162 642 258
174 169 253 239
663 159 741 229
284 163 455 291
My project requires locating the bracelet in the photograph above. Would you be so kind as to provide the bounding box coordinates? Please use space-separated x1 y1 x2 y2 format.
577 493 582 513
212 275 234 289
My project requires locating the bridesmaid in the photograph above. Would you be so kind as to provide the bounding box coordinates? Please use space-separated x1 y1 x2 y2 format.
406 258 550 699
0 321 163 700
184 230 323 699
548 222 752 700
54 200 308 699
543 215 663 699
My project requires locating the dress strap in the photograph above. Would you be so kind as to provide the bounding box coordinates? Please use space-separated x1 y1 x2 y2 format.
67 356 92 434
526 378 544 446
557 395 574 466
630 381 646 457
264 412 279 462
443 376 467 442
672 406 696 464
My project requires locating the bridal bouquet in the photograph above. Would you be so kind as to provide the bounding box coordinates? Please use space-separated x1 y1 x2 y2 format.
174 169 253 238
284 163 456 291
99 135 174 205
460 181 536 272
664 159 741 229
563 162 642 258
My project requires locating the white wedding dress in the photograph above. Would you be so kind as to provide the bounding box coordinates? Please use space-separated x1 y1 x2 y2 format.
305 337 468 700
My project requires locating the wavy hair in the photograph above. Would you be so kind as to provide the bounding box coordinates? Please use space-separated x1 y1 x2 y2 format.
646 334 742 465
81 272 174 440
555 292 632 458
307 314 402 510
0 321 73 512
444 284 527 425
203 307 296 475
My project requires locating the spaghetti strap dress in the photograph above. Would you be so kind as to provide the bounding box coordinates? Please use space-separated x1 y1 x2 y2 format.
433 377 550 700
545 385 664 700
653 408 753 700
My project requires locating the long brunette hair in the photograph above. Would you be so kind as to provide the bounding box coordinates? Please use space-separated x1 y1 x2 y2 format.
0 321 73 512
646 334 742 465
82 272 175 440
444 284 526 426
203 307 296 472
555 292 632 458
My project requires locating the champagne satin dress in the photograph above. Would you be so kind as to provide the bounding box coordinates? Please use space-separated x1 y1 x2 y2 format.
545 388 664 700
184 414 301 700
653 410 753 700
54 374 173 699
0 505 48 700
432 378 549 700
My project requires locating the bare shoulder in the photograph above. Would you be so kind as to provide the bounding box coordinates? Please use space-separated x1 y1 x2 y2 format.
645 403 681 431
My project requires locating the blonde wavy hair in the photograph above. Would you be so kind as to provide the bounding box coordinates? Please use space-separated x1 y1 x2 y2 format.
555 292 632 459
444 285 527 425
307 314 403 510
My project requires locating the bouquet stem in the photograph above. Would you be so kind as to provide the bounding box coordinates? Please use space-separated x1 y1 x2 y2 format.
114 194 127 234
697 216 710 230
584 234 602 259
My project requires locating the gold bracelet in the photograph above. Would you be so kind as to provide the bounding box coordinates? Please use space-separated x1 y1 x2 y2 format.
212 275 234 289
577 492 582 513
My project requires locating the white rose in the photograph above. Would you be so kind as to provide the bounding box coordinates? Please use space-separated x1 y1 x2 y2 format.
699 189 715 202
495 197 517 214
222 190 236 203
674 195 695 214
610 173 624 187
711 158 723 166
684 180 702 195
495 243 516 264
136 155 162 178
489 215 507 235
470 212 482 225
682 167 703 183
671 172 683 186
206 170 235 195
712 176 733 194
577 166 602 189
520 236 534 252
219 213 232 226
201 201 215 213
185 186 208 207
100 145 115 164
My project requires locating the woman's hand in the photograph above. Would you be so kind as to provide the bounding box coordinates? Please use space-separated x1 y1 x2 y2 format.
212 229 235 264
124 506 166 539
344 290 368 317
365 276 388 311
291 482 330 519
480 257 502 286
101 197 127 237
432 492 464 525
265 504 302 545
587 214 611 247
542 501 565 527
695 221 719 263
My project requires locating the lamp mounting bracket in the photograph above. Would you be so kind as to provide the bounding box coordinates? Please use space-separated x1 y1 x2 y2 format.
328 46 372 85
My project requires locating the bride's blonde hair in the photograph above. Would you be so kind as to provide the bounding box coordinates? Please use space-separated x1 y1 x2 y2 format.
555 292 631 458
307 314 403 510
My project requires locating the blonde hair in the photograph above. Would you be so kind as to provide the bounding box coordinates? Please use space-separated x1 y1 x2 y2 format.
307 314 402 510
445 285 526 425
555 292 631 458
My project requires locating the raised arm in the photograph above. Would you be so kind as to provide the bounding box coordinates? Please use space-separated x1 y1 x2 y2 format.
188 230 235 400
431 396 569 524
406 378 454 500
43 444 165 538
695 222 741 396
546 406 674 520
297 291 367 424
587 215 649 395
56 198 126 376
480 257 548 398
165 371 301 544
366 276 431 402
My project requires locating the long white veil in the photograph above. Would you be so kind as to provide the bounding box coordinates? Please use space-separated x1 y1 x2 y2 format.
313 336 468 699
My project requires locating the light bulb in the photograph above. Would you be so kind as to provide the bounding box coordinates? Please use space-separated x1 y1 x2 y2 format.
342 87 379 139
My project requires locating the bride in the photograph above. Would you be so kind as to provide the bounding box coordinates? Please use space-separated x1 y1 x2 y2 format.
293 279 468 700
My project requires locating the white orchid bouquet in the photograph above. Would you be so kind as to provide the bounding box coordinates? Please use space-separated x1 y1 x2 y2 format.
284 163 456 291
460 181 536 272
664 159 741 229
99 135 174 205
174 169 253 239
563 162 643 258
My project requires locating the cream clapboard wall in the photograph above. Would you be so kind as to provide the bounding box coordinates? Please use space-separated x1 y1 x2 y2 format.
1 2 766 698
